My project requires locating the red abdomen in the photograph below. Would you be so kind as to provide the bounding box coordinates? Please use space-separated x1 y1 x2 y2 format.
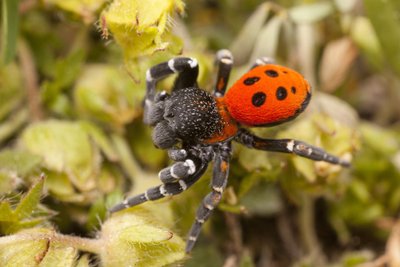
224 64 311 127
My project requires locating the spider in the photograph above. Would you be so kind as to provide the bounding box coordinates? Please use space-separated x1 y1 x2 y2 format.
110 49 350 253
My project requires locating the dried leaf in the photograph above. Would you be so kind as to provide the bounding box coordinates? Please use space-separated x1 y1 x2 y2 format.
319 38 358 92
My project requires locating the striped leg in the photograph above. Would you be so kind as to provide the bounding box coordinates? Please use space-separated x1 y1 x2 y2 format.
186 142 232 253
235 128 350 167
144 57 199 125
213 49 233 97
109 157 209 213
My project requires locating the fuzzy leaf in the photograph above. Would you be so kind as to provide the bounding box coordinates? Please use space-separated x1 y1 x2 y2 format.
39 241 78 267
14 176 45 220
101 0 184 59
0 202 15 222
74 65 143 130
20 120 100 192
101 207 185 267
0 149 42 177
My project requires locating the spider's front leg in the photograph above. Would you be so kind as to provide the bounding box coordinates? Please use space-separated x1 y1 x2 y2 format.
236 128 350 167
109 150 210 213
143 57 199 125
213 49 233 97
186 142 232 253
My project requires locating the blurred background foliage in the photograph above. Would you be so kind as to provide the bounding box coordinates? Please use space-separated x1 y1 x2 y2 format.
0 0 399 266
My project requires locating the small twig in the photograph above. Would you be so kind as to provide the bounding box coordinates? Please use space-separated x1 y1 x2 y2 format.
0 230 101 255
277 208 302 261
224 211 243 256
298 195 326 266
18 39 43 121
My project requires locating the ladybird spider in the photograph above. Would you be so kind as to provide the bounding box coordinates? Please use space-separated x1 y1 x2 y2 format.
110 49 350 253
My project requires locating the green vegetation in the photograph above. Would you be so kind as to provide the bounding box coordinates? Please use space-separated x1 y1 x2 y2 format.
0 0 399 266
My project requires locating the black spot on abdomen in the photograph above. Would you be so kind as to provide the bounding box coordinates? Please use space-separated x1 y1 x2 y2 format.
252 92 266 107
276 87 287 100
265 70 279 77
243 77 260 85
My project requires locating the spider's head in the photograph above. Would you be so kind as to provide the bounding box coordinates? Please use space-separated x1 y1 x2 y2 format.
224 64 311 127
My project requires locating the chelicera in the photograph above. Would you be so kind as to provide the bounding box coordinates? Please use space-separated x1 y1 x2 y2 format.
110 49 350 253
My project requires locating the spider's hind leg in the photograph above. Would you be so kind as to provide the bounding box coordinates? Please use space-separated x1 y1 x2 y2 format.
186 142 232 253
109 155 209 213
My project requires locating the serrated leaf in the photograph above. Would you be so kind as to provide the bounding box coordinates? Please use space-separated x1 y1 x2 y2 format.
14 176 44 220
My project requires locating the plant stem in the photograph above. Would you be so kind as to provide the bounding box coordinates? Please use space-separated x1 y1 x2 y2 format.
298 195 326 266
18 39 43 121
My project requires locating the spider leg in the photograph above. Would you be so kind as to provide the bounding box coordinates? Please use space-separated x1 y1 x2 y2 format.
186 142 232 253
250 56 275 69
109 156 209 213
144 57 199 125
213 49 233 97
235 129 350 167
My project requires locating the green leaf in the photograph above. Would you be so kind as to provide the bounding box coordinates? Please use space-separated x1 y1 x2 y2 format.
289 1 333 24
14 176 45 220
101 207 185 267
21 120 101 192
250 15 283 63
0 149 42 176
74 65 144 130
230 2 271 65
39 241 78 267
0 202 15 222
1 0 19 65
100 0 184 59
364 0 400 75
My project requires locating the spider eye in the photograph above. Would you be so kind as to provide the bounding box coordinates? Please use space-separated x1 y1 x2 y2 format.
276 87 287 100
252 92 266 107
